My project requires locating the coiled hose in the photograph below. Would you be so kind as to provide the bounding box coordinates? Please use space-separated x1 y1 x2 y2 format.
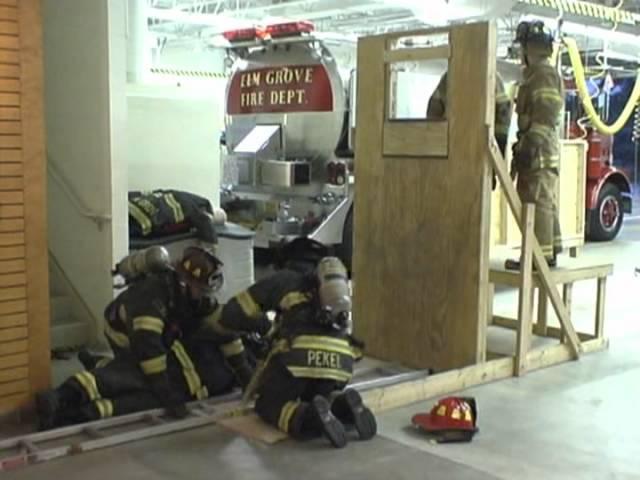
563 36 640 135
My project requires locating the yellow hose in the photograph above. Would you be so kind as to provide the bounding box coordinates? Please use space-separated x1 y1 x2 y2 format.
563 36 640 135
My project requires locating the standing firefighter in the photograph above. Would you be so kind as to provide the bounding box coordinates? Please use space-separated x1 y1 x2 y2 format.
216 238 376 449
63 246 253 422
507 21 564 269
427 69 513 187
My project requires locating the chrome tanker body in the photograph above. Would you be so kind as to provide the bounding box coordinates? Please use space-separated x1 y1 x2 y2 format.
219 22 357 266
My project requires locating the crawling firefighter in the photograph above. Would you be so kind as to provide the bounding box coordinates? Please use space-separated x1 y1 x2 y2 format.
215 238 376 448
36 334 238 430
507 20 564 270
37 246 254 429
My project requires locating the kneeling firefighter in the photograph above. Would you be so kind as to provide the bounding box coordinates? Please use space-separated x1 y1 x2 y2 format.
216 238 376 448
36 335 238 430
73 246 253 419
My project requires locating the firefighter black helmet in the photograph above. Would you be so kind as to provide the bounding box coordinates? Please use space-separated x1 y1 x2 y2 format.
515 20 554 52
275 237 329 273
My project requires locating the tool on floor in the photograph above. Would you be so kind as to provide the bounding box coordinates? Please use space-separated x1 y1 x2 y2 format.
0 367 430 473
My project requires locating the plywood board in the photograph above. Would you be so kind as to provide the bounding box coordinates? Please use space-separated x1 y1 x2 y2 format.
0 189 22 203
0 393 28 415
0 379 27 396
0 339 27 355
0 352 27 369
0 105 18 119
0 21 17 36
0 63 18 78
0 272 24 287
0 232 23 246
0 312 26 328
0 326 27 342
0 285 25 301
0 365 27 383
353 23 493 370
0 50 18 65
19 0 50 394
0 245 23 260
0 134 20 148
0 7 17 22
0 34 18 50
0 0 17 7
0 300 25 315
0 92 19 105
0 149 20 162
217 412 289 444
0 218 23 231
383 121 448 157
0 204 23 218
0 121 20 133
0 162 22 176
0 177 21 190
0 258 25 273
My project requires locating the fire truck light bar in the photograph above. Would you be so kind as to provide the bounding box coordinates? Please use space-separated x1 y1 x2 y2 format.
222 27 264 42
222 21 315 43
266 21 315 38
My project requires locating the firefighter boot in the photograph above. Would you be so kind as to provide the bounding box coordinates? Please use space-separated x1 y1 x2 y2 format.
310 395 348 449
330 389 377 441
505 255 557 271
35 390 61 431
35 383 80 431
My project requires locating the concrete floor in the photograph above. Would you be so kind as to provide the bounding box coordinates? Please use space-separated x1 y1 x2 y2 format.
5 218 640 479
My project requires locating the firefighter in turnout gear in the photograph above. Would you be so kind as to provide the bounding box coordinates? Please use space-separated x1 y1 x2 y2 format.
35 335 239 430
506 20 564 270
218 238 376 449
75 246 253 420
427 69 513 189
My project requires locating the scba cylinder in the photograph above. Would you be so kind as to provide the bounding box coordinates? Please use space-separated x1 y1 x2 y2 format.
115 246 171 281
317 257 352 317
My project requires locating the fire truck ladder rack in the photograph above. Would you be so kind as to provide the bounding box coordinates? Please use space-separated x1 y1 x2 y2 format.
0 367 429 473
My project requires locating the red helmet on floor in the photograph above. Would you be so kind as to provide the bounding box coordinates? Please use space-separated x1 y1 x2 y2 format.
412 397 478 440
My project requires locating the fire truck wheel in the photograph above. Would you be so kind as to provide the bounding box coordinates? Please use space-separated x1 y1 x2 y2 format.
589 183 624 242
338 207 353 275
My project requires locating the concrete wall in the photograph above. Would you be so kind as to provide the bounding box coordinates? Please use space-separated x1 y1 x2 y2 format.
127 83 226 208
44 0 128 345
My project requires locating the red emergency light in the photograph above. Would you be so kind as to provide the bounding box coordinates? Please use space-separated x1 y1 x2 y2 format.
265 21 315 38
223 27 264 43
222 21 314 43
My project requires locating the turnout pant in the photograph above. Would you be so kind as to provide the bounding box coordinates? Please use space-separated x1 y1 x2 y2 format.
517 168 562 260
254 360 345 439
58 340 236 425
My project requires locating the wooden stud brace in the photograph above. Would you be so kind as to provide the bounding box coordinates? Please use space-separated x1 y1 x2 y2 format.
515 203 535 376
487 133 581 358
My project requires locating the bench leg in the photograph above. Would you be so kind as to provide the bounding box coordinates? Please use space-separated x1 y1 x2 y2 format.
560 283 573 343
569 247 580 258
536 288 548 337
487 283 495 327
595 277 607 338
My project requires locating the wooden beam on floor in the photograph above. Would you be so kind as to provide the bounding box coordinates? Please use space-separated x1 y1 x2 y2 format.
361 357 514 414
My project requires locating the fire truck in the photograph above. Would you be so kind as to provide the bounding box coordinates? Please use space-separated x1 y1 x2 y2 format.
565 75 633 242
218 21 632 268
218 21 357 267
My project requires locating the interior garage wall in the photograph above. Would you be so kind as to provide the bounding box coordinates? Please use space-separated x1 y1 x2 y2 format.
126 83 225 208
43 0 128 342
